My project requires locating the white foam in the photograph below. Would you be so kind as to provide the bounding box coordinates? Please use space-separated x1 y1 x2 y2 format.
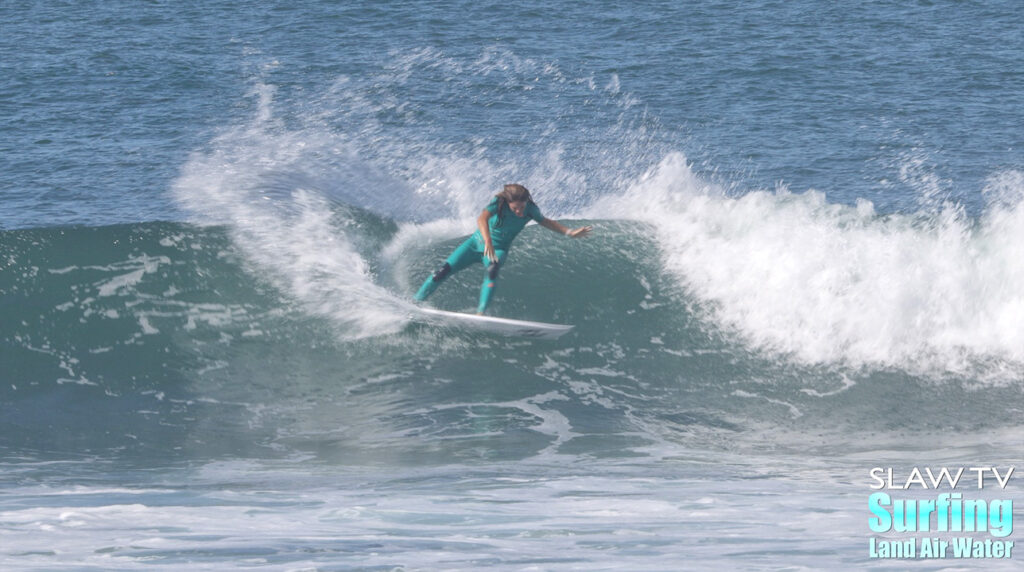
599 153 1024 378
0 463 869 571
400 391 579 458
94 255 167 297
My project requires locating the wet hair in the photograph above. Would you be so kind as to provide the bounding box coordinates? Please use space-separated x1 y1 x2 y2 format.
493 184 534 225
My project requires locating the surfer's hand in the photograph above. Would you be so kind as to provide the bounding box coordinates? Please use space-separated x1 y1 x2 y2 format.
484 242 497 263
566 225 592 238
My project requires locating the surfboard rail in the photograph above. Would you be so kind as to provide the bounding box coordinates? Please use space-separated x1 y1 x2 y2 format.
414 307 573 339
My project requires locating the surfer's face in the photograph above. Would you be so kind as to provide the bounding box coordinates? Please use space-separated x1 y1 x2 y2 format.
509 200 527 217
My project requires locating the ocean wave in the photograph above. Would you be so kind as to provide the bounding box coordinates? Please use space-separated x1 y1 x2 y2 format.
3 211 1022 463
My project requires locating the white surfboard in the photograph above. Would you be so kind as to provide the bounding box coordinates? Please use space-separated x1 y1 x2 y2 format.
415 307 573 339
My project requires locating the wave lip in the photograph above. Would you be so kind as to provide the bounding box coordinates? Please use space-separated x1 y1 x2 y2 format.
602 153 1024 379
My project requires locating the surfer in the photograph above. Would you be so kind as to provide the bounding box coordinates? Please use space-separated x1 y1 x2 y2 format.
414 184 592 314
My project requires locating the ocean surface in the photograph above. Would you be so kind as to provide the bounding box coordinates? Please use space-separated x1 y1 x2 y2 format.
2 1 1022 569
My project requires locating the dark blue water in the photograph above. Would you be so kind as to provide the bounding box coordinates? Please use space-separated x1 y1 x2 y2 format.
5 1 1022 229
2 1 1022 569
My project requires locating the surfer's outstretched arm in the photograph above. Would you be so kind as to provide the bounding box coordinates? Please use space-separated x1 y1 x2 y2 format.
539 217 592 238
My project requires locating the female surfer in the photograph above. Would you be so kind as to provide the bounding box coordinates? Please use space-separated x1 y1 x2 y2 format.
414 183 592 315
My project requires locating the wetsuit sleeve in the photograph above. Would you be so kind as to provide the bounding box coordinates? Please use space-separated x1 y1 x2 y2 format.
528 202 543 222
484 196 500 214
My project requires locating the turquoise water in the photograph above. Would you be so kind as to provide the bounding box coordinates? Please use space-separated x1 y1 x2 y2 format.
2 2 1023 569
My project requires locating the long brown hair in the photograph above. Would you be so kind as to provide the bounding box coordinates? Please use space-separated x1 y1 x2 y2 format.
494 183 534 225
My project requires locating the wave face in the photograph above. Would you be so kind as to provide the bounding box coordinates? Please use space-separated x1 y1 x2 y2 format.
3 209 1023 464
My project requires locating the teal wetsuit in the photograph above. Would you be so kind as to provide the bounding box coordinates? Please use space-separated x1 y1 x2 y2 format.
415 197 544 313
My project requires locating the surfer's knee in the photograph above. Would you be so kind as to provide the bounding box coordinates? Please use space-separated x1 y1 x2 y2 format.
432 262 452 282
487 261 500 281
